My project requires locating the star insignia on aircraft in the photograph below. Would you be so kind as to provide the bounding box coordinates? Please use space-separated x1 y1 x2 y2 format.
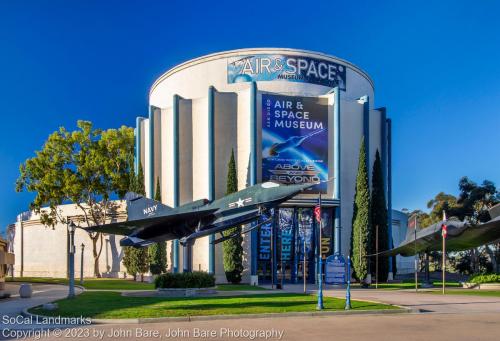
228 197 253 208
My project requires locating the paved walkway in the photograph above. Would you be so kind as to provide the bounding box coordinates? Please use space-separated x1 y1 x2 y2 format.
2 282 500 340
0 283 83 317
11 312 500 341
270 283 500 314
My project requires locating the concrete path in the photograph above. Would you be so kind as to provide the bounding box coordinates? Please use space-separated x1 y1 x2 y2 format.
271 283 500 314
14 312 500 341
0 283 83 317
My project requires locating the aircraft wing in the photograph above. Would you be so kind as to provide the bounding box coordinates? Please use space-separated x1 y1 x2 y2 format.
379 217 500 257
84 194 218 240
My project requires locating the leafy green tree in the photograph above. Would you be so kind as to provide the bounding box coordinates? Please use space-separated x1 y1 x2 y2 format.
350 137 370 282
222 149 243 283
123 247 139 280
16 121 134 277
149 177 167 275
426 192 459 224
370 150 389 281
456 177 500 273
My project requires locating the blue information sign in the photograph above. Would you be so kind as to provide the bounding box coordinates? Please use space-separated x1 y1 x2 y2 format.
325 254 346 285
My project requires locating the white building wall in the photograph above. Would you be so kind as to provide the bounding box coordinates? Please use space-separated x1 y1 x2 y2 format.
13 203 127 278
392 210 413 275
149 48 374 109
339 99 364 255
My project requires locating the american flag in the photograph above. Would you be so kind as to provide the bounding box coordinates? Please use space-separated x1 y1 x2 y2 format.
441 211 447 238
314 195 321 223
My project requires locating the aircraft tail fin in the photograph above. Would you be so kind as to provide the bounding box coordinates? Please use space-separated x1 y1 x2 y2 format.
125 192 173 220
405 214 420 240
489 203 500 220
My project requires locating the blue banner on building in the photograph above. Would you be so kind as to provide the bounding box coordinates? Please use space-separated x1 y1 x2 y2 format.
262 94 329 193
227 54 346 90
258 210 274 261
278 208 294 262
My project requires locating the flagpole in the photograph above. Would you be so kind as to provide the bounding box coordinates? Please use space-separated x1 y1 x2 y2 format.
442 211 446 295
303 211 307 294
317 193 324 309
317 193 324 310
414 215 418 292
375 224 379 289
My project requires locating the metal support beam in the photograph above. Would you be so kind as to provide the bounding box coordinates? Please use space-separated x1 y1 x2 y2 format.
172 95 180 273
208 86 216 275
333 86 342 255
250 82 258 276
386 118 393 275
148 107 155 198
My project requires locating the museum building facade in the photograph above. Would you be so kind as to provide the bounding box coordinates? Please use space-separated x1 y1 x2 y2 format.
136 48 393 283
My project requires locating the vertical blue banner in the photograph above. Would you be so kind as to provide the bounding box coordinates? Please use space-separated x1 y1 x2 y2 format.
278 208 294 262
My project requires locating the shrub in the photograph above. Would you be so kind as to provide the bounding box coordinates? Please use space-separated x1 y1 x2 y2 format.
468 273 500 284
154 272 215 289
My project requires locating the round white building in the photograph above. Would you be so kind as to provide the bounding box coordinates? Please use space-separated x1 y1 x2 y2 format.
136 48 392 283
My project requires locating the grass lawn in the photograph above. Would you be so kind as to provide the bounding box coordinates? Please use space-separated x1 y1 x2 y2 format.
29 292 398 319
350 280 461 290
8 277 155 290
8 277 267 291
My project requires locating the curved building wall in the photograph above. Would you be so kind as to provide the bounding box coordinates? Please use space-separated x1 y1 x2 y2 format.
138 48 391 283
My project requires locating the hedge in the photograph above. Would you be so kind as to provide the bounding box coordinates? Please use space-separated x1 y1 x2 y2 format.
154 271 215 289
469 273 500 284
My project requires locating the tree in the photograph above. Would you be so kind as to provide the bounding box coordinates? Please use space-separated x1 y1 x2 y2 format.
456 177 500 273
149 177 167 275
370 150 389 281
16 121 134 277
222 149 243 283
350 137 370 283
426 192 459 224
136 162 146 196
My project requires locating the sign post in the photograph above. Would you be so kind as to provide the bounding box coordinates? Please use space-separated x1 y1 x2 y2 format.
345 256 351 310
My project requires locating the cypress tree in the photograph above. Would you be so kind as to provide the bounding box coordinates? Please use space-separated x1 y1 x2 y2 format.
350 137 371 283
137 161 146 196
222 149 243 283
123 160 149 280
370 150 389 281
149 177 167 275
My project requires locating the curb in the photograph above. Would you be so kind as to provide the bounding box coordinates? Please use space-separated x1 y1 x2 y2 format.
23 305 415 325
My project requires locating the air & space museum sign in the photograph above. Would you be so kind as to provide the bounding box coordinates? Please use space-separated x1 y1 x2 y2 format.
262 94 328 194
227 54 346 90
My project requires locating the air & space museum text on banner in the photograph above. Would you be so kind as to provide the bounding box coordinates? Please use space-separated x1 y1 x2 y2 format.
136 48 393 283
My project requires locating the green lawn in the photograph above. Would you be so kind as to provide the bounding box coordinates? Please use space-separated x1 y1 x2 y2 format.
350 280 461 290
8 277 267 291
29 292 398 319
8 277 155 290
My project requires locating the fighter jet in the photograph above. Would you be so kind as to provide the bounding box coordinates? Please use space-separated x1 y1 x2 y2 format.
85 181 315 247
266 129 324 157
380 204 500 257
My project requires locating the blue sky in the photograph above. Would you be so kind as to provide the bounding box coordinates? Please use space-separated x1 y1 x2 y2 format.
1 0 499 233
